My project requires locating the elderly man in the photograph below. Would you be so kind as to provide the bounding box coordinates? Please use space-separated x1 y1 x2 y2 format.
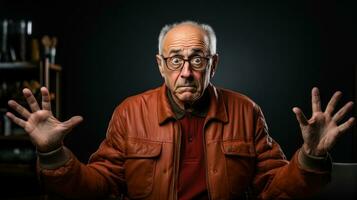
6 21 355 199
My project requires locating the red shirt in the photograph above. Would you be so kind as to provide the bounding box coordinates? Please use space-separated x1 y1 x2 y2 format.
177 113 208 200
166 90 210 200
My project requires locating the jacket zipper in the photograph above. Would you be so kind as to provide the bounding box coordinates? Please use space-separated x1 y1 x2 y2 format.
203 122 212 200
172 121 182 200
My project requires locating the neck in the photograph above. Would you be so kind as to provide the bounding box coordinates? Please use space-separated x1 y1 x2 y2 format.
171 95 195 112
166 87 210 119
170 90 208 112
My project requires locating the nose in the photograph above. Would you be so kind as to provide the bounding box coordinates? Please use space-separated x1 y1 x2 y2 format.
180 60 193 78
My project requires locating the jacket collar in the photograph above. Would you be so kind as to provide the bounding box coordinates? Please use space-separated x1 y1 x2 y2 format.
157 83 228 125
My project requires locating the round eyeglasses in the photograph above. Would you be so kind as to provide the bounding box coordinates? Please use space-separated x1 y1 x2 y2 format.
161 55 211 71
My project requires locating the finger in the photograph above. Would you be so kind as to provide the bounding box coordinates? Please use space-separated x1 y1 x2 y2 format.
23 88 40 112
6 112 26 128
8 100 31 119
325 91 342 115
292 107 308 126
62 116 83 131
332 101 354 123
338 117 355 134
41 87 52 111
311 87 321 113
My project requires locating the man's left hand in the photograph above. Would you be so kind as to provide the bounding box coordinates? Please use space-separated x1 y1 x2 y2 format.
293 87 355 157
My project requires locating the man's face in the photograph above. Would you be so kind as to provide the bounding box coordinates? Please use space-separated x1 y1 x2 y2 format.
156 24 218 109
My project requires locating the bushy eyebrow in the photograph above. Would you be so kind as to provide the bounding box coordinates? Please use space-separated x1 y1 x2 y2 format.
191 48 205 54
168 48 205 56
168 49 182 54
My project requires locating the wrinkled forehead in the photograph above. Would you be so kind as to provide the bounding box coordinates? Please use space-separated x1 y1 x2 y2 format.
162 24 210 56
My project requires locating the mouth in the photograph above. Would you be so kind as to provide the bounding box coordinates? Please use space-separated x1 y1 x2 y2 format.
176 86 197 92
178 86 195 88
177 86 196 89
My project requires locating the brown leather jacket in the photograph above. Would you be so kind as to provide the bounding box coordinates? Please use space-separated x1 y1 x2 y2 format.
39 84 330 200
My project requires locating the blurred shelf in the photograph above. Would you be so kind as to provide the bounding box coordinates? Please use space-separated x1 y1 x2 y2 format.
0 62 62 71
0 62 37 70
0 134 29 141
49 64 62 71
0 163 34 177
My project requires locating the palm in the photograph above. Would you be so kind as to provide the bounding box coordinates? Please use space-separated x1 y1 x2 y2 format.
25 111 65 151
293 88 355 156
301 112 336 155
6 88 82 152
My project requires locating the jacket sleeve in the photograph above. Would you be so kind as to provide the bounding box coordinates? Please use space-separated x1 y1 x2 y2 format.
38 105 127 199
252 105 331 200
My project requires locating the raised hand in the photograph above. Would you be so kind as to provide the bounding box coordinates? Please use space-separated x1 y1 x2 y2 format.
293 87 355 156
6 87 83 152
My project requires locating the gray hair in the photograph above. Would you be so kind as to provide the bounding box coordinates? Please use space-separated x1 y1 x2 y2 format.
158 21 217 55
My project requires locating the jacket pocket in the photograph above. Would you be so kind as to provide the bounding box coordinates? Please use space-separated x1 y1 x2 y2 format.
124 139 162 199
221 140 256 196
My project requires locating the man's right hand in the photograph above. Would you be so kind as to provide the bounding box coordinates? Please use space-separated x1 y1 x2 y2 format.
6 87 83 152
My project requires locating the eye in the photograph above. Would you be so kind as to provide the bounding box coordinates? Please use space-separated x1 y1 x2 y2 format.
191 57 202 65
170 57 182 65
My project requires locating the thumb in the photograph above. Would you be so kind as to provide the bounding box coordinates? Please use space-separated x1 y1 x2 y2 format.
292 107 308 126
62 116 83 132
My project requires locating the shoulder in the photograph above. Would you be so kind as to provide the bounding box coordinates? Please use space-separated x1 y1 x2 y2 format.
124 87 161 104
113 86 161 114
215 86 264 118
218 87 258 109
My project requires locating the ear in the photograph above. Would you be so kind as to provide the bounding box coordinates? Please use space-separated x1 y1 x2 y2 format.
156 54 165 78
210 54 219 78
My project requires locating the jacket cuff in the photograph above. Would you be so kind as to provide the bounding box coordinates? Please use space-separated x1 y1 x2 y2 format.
298 148 332 172
37 146 71 170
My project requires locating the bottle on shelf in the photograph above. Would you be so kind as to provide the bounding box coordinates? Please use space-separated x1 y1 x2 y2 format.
0 19 33 63
0 19 10 62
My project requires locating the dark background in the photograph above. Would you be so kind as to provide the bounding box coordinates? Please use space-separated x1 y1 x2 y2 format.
1 0 356 164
